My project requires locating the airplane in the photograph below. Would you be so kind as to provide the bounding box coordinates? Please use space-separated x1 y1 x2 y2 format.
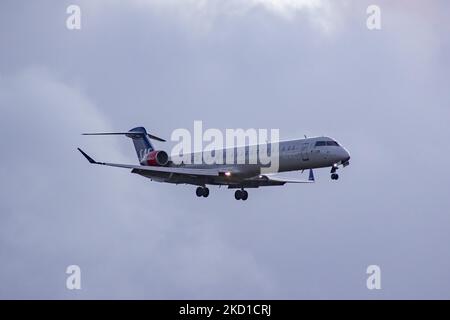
78 126 350 200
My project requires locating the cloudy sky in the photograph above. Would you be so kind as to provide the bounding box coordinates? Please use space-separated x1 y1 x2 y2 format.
1 0 449 299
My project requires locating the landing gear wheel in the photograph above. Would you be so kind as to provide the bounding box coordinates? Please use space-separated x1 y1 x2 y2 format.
196 187 204 197
331 173 339 180
202 187 209 197
234 190 248 200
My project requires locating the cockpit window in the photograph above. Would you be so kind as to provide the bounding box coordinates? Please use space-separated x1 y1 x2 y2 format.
315 141 339 147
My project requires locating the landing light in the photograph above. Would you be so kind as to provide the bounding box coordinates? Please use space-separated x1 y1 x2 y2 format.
225 172 231 177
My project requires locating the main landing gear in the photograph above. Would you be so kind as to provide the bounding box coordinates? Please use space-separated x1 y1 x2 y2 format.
234 189 248 201
195 187 249 200
196 186 209 198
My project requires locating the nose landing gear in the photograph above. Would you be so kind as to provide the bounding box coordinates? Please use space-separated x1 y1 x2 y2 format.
234 189 248 201
196 186 210 198
330 164 339 180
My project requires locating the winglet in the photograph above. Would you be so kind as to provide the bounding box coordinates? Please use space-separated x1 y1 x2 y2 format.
308 169 315 182
77 148 97 164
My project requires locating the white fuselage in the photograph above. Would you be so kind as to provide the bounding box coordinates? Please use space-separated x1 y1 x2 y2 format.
168 136 350 179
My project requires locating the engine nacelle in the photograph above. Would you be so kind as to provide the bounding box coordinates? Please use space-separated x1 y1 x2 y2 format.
142 150 169 166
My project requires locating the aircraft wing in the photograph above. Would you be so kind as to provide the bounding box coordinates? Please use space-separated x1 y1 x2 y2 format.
263 172 315 184
229 169 315 188
259 169 315 184
78 148 315 183
77 148 223 177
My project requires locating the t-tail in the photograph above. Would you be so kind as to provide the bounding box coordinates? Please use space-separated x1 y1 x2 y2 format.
126 127 155 162
82 127 166 163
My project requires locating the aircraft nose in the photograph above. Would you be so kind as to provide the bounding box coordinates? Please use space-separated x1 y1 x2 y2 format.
341 147 350 163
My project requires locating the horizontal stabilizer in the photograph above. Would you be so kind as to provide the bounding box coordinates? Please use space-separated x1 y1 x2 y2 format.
82 132 166 142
